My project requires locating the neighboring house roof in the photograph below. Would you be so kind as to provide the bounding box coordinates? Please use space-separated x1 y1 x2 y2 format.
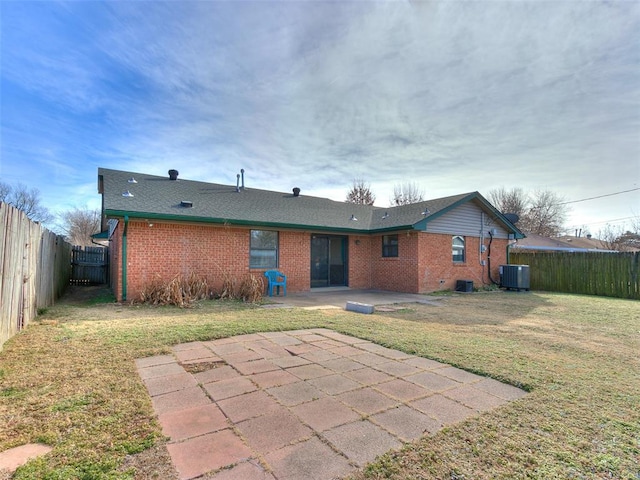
513 234 616 252
98 168 524 237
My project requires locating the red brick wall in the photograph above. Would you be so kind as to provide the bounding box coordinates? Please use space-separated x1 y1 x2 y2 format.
417 232 509 292
278 231 310 292
108 219 511 301
112 221 313 301
370 233 420 292
348 235 372 289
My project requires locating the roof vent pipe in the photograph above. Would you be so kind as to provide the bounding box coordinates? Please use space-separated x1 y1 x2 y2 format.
236 174 240 192
168 169 179 180
293 187 301 197
241 169 245 190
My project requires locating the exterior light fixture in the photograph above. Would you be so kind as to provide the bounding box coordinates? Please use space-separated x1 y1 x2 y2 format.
122 191 134 197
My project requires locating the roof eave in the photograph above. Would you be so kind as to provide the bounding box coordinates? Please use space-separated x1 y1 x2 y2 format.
103 209 371 234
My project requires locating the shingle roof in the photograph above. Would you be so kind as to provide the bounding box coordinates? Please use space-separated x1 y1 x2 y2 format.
98 168 522 235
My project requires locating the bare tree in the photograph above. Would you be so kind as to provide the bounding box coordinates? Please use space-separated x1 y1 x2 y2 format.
598 216 640 251
390 181 425 206
520 189 568 237
598 224 625 251
59 207 101 246
487 187 527 218
487 187 568 236
346 179 376 205
0 180 53 224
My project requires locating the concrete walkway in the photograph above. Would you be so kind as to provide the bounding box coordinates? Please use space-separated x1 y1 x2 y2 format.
137 329 527 480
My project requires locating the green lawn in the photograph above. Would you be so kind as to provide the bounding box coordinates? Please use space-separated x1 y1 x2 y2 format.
0 291 638 479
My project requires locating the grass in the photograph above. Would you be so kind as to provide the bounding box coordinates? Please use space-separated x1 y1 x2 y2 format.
0 291 638 479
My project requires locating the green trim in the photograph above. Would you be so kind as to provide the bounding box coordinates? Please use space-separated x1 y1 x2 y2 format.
91 230 109 239
122 215 128 302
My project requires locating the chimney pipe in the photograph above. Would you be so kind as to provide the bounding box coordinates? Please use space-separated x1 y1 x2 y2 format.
168 169 179 180
236 174 240 192
241 169 245 190
293 187 301 197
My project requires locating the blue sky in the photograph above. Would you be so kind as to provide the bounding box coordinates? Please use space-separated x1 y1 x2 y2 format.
1 1 639 234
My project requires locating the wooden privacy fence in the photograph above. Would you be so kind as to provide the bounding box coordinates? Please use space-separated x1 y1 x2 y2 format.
71 246 108 285
509 250 639 300
1 202 72 350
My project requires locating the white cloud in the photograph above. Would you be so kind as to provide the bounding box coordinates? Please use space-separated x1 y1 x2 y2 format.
1 0 638 231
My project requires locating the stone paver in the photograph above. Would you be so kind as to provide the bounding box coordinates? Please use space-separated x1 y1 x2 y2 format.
265 437 353 480
202 376 257 401
410 393 476 427
0 443 52 473
136 329 527 480
370 405 440 441
158 403 228 441
291 396 361 431
322 420 402 467
143 372 198 396
208 460 275 479
236 407 313 453
152 385 211 415
167 429 252 480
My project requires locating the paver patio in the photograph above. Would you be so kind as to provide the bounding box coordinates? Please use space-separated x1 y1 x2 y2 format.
136 328 527 480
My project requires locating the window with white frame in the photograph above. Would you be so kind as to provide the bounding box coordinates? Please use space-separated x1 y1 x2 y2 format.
452 236 465 263
250 230 278 268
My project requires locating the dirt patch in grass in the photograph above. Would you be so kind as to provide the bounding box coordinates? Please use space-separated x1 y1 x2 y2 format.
118 444 178 479
1 288 638 479
180 361 227 374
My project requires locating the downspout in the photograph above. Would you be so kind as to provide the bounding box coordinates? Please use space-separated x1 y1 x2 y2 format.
122 215 129 301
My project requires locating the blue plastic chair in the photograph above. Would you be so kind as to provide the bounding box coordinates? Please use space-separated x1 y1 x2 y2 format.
264 270 287 297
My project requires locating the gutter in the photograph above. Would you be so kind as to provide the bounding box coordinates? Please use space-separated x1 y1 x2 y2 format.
104 209 415 235
122 215 129 301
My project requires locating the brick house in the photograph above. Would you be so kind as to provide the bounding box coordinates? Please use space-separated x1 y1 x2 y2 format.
98 168 524 302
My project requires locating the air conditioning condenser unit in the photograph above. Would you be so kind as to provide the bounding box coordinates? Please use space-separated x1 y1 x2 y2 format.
499 264 530 291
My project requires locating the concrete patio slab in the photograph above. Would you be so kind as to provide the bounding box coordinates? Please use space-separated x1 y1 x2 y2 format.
202 376 257 401
207 460 275 480
236 408 313 453
410 393 477 427
158 403 228 441
265 437 353 480
143 372 198 396
322 420 402 467
370 405 441 441
152 385 211 415
291 396 361 431
167 429 253 480
136 328 527 480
